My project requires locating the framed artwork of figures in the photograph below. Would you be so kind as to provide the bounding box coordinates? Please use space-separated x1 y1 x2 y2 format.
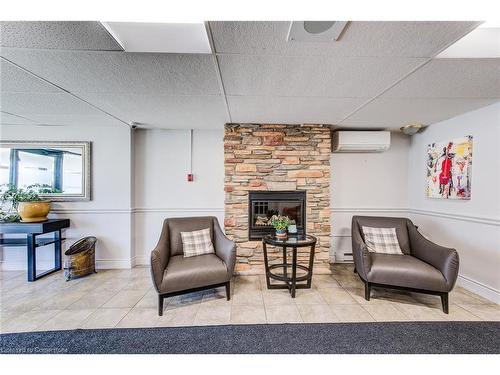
426 136 473 200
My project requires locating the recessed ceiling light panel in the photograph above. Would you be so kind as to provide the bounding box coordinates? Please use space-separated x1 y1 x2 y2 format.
479 21 500 28
436 26 500 58
287 21 349 42
101 22 212 54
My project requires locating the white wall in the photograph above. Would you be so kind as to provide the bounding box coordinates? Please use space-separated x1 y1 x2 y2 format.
133 129 411 264
0 124 411 269
407 102 500 302
0 124 133 270
133 129 224 264
4 112 498 302
330 132 410 261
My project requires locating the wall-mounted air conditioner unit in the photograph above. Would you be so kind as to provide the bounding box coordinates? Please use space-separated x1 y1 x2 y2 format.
331 131 391 153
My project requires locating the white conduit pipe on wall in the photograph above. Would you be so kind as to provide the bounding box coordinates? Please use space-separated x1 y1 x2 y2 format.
188 129 193 182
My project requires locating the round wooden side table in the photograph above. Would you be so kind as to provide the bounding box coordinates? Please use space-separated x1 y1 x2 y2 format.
262 234 317 298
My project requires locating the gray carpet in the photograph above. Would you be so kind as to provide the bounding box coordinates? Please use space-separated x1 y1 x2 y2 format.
1 322 499 354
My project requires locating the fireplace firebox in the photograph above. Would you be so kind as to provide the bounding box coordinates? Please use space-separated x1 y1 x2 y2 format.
248 190 306 240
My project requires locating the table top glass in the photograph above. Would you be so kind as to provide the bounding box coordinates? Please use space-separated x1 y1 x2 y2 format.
263 234 317 247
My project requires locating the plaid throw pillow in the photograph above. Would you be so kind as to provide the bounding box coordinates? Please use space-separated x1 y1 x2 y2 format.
180 228 215 258
361 226 403 255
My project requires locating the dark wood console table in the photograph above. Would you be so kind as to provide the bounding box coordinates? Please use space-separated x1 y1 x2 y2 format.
0 219 70 281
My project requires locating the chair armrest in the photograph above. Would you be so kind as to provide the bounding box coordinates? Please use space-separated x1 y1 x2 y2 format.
150 220 171 292
213 218 237 277
351 217 372 280
408 223 459 290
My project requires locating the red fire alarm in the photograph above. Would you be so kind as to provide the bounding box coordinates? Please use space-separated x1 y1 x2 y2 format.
187 173 194 182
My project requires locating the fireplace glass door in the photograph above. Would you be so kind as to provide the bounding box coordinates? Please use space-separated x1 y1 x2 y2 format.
251 200 303 228
248 190 306 240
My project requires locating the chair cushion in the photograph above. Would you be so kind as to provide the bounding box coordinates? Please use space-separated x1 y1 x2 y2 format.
180 228 215 258
160 254 229 294
367 253 448 292
362 226 404 255
354 216 412 254
168 217 214 256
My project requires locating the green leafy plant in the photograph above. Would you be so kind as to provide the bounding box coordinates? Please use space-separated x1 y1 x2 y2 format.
27 183 61 194
0 209 20 222
271 215 291 231
0 184 57 210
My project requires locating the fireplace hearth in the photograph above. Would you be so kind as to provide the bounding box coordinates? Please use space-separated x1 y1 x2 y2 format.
248 190 306 240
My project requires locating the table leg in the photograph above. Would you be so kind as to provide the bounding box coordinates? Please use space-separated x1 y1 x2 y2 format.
54 230 62 271
27 233 36 282
306 243 316 288
282 245 287 282
291 247 297 298
262 240 271 289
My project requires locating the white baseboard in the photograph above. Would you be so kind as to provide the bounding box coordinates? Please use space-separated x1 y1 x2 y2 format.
95 259 132 269
456 274 500 304
1 259 133 271
0 261 54 271
132 255 150 266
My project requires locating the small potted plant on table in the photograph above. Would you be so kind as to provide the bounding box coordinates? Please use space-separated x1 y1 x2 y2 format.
271 215 290 239
0 184 57 223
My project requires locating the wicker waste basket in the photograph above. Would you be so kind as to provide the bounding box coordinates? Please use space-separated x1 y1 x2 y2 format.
64 236 97 281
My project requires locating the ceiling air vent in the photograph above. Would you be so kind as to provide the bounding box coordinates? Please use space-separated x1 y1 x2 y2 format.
287 21 349 42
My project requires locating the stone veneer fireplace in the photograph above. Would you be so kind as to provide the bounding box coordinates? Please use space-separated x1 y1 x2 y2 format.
224 124 331 274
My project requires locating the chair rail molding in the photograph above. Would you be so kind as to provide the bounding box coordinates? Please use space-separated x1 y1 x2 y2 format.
331 207 409 213
330 207 499 226
133 207 224 214
50 207 225 214
50 208 132 214
52 206 500 226
409 209 500 226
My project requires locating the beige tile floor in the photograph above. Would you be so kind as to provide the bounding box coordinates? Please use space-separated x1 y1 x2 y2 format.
1 264 498 333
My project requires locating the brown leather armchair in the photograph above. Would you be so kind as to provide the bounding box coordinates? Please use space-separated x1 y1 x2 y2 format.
150 216 236 316
351 216 459 313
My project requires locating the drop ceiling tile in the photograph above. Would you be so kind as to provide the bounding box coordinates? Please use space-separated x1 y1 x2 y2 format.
0 92 107 116
0 111 38 125
25 114 125 127
340 98 500 128
209 21 478 57
0 49 221 95
80 93 229 129
227 95 365 124
218 54 426 97
382 59 500 98
0 60 60 93
0 21 123 51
